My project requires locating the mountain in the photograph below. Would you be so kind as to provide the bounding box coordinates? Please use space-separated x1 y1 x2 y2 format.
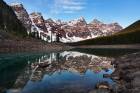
89 19 123 35
67 17 87 26
0 0 27 39
30 12 49 40
117 20 140 34
10 3 123 43
60 17 91 42
69 20 140 45
10 3 32 33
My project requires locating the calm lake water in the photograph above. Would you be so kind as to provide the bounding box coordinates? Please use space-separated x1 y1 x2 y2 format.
0 49 139 93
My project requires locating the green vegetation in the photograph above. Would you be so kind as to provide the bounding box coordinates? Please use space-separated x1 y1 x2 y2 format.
117 20 140 34
0 0 27 38
69 20 140 45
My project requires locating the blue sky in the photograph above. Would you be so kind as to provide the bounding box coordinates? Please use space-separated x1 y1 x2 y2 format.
4 0 140 27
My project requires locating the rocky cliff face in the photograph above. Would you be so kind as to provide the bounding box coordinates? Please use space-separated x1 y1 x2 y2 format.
30 12 49 41
10 3 32 33
46 18 123 42
0 0 27 38
89 19 123 36
10 3 123 43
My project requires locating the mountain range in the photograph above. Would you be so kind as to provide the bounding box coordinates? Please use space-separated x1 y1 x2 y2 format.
10 3 123 43
70 20 140 45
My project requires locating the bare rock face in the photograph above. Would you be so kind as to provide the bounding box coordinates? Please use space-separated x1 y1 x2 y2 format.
0 1 27 39
10 3 123 43
45 18 123 42
10 3 32 33
89 19 123 36
67 17 87 26
30 12 47 33
60 18 122 42
10 3 49 41
30 12 49 41
60 17 91 42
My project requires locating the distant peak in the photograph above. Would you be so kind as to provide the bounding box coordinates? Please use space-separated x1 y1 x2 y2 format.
30 12 43 19
79 16 85 21
30 12 42 16
45 18 56 25
111 22 120 25
109 22 121 26
46 18 54 22
10 2 23 7
91 19 103 24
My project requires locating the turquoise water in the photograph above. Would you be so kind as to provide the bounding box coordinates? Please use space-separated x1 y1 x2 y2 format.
0 49 138 93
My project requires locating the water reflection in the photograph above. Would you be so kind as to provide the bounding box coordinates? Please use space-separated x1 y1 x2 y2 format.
1 51 115 93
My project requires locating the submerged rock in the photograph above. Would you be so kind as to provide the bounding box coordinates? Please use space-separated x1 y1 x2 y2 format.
38 62 50 68
96 82 110 89
88 81 113 93
103 74 111 78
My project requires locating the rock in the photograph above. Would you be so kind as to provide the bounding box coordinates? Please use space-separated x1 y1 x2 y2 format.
111 52 140 93
103 74 111 78
38 62 50 68
89 89 110 93
132 77 140 87
96 82 110 89
111 76 120 80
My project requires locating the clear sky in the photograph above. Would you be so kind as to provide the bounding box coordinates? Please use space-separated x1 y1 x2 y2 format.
4 0 140 27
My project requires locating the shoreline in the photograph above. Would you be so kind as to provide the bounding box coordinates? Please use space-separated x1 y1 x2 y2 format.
0 39 140 53
75 44 140 49
0 40 73 53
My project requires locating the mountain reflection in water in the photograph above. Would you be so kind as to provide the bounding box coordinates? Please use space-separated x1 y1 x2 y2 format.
1 51 115 93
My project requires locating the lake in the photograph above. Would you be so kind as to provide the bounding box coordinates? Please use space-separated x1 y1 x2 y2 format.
0 49 139 93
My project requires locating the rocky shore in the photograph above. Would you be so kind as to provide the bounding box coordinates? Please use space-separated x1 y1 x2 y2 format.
90 52 140 93
111 52 140 93
0 40 73 53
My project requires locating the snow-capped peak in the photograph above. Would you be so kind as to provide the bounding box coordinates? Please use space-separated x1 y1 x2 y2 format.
67 16 87 26
78 16 86 21
10 2 23 7
45 18 54 23
30 12 42 19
